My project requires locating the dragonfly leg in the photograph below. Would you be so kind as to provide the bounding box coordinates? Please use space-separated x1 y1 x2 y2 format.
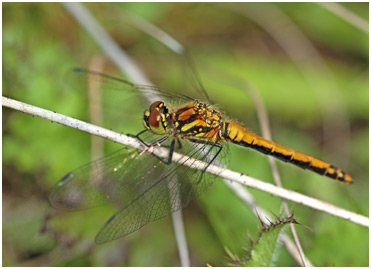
187 138 223 184
147 138 175 165
130 130 180 149
145 138 182 165
176 138 182 149
128 130 151 147
130 130 175 165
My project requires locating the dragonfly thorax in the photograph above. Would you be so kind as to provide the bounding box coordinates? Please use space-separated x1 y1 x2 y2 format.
174 101 224 141
143 101 173 135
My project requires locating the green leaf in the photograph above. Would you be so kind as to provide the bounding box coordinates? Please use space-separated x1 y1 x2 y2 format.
230 215 298 267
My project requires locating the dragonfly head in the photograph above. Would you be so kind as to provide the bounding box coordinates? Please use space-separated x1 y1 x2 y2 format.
143 101 171 135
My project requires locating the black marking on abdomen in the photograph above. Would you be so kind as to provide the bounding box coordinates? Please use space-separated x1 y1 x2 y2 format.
236 140 271 155
290 159 311 170
237 140 295 162
233 139 316 171
324 165 339 180
309 165 327 175
270 150 293 162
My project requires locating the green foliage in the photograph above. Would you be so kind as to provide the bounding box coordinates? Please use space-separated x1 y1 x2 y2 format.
240 215 298 267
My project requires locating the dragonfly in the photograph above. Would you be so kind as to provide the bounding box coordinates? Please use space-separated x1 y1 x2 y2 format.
49 68 352 244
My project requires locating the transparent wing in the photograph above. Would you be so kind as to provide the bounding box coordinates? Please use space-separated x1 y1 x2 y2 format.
95 140 226 243
179 50 212 103
73 68 195 103
49 147 148 210
49 136 229 243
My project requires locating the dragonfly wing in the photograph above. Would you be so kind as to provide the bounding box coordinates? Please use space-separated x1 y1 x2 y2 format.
50 132 228 242
94 141 223 243
73 69 195 103
49 147 154 210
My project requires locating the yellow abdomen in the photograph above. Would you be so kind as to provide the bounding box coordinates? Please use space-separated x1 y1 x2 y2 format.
222 121 352 183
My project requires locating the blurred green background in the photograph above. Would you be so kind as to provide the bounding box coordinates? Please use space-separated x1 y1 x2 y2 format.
3 2 368 266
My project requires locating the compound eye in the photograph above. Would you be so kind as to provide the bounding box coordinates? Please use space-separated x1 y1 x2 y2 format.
149 101 162 112
148 109 161 128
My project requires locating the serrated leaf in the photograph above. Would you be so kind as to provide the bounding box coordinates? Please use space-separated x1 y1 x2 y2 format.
241 216 298 267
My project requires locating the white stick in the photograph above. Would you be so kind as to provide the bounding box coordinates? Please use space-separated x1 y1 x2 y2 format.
3 96 368 228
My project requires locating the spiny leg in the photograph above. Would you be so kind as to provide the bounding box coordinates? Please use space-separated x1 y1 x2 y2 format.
127 129 150 147
129 130 175 165
187 138 223 184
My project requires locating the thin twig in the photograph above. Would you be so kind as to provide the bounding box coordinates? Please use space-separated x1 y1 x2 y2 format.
171 211 190 267
318 2 369 34
244 82 308 267
62 3 152 87
88 56 105 162
3 96 368 229
120 11 185 55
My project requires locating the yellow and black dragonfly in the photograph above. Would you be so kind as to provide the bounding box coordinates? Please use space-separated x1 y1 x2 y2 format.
49 68 352 244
